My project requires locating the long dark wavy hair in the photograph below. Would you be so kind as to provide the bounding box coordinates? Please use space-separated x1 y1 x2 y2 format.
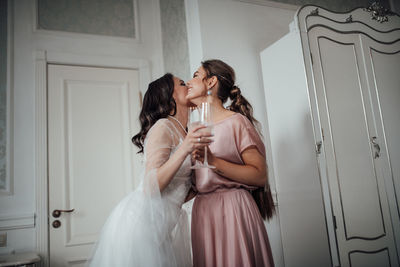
202 59 275 220
132 73 176 153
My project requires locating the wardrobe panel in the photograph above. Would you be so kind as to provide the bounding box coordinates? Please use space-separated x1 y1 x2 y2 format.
317 37 385 239
349 248 390 267
370 49 400 217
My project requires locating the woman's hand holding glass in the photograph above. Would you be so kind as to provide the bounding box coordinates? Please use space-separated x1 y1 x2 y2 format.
181 123 213 157
188 103 215 169
192 145 215 166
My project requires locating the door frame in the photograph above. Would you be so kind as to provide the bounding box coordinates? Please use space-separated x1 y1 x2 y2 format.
34 50 151 267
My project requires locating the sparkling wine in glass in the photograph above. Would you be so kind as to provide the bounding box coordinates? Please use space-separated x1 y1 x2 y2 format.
188 102 215 169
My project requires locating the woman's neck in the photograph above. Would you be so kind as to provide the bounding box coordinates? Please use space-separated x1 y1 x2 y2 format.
171 106 188 129
191 96 230 122
210 100 226 115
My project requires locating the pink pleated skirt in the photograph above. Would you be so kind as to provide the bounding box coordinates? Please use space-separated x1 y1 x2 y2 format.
191 188 274 267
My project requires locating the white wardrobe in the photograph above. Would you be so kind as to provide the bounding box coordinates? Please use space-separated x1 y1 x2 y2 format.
260 4 400 267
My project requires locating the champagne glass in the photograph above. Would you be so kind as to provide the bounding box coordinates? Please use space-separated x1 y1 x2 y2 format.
188 102 215 169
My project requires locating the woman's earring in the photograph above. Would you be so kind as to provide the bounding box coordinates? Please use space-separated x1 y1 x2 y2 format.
207 88 212 96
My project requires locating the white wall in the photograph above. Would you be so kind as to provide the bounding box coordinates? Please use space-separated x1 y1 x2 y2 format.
160 0 191 81
0 0 164 255
185 0 297 266
260 31 332 267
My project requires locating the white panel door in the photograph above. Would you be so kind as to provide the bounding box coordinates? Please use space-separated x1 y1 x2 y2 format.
48 64 141 267
308 27 399 267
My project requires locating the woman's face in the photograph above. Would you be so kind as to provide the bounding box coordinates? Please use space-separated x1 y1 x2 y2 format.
186 66 208 102
172 76 189 107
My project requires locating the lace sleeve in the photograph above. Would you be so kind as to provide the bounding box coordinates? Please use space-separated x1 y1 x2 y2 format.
144 119 181 171
144 120 173 170
141 119 179 194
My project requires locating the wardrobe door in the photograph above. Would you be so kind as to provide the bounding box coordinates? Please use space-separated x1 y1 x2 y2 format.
308 27 399 267
361 36 400 253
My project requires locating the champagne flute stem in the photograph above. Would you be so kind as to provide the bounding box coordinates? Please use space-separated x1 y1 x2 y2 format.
204 146 208 165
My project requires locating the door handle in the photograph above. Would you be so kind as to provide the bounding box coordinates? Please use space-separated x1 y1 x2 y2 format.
52 208 75 218
371 136 380 159
316 141 322 154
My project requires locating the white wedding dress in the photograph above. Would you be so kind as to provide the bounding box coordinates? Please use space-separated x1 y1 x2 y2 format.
87 119 192 267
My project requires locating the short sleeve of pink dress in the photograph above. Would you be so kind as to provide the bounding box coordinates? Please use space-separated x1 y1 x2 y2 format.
236 113 266 158
191 113 274 267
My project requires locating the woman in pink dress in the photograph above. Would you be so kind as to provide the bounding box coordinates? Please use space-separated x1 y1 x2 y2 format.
186 59 275 267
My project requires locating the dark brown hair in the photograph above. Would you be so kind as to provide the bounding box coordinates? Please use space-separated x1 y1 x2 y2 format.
201 59 275 220
132 73 176 153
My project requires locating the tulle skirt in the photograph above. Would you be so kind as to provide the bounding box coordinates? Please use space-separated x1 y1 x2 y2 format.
87 188 192 267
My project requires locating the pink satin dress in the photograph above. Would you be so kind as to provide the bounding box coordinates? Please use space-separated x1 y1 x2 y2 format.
191 113 274 267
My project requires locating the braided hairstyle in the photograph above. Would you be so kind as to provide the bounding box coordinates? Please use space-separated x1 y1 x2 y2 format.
132 73 176 153
201 59 275 220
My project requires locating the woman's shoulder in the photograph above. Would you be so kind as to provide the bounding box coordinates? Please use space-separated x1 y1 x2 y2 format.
214 112 251 129
146 118 175 139
231 114 262 137
230 113 252 128
214 111 238 125
151 118 174 130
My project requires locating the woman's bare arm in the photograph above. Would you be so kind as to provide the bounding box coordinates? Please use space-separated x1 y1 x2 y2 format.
194 146 267 187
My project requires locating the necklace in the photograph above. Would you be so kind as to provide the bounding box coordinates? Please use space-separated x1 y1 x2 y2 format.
168 115 187 134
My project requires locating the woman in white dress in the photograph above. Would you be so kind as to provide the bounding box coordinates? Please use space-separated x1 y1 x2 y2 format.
87 73 211 267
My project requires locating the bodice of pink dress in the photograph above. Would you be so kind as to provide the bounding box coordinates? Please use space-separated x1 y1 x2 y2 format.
194 113 265 193
191 113 274 267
